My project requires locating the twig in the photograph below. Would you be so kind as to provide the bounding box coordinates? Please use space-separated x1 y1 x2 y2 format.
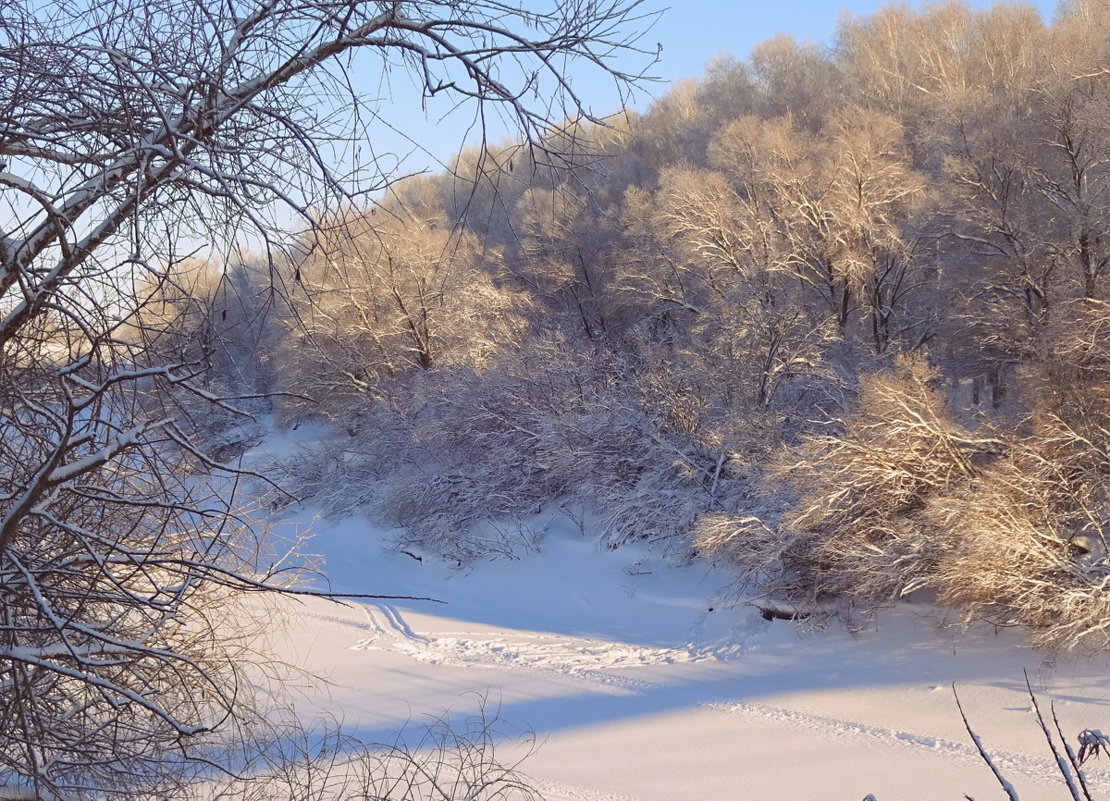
1024 668 1082 801
1051 701 1095 801
953 683 1020 801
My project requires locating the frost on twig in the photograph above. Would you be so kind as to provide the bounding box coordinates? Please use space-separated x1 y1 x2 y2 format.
950 676 1110 801
953 683 1020 801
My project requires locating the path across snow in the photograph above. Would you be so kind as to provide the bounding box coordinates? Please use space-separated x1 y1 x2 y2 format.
249 504 1110 801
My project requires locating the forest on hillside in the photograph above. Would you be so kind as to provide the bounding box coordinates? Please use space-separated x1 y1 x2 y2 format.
8 0 1110 797
155 0 1110 655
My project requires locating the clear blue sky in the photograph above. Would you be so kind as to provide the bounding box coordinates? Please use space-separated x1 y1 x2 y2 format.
374 0 1060 177
638 0 1059 88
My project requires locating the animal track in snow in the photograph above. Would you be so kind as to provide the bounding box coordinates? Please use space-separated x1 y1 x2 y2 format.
704 700 1110 791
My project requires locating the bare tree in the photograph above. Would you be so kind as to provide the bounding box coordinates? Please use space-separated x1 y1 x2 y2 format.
0 0 655 796
283 190 530 423
1031 11 1110 301
748 33 839 131
703 108 928 340
514 182 614 340
607 161 834 481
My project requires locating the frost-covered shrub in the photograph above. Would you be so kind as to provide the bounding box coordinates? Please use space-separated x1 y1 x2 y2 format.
918 301 1110 651
769 353 996 607
277 330 771 563
693 512 789 598
926 430 1110 653
701 349 1110 651
131 260 280 458
402 333 784 554
377 337 697 556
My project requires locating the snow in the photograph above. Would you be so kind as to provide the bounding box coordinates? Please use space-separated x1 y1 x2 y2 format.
247 430 1110 800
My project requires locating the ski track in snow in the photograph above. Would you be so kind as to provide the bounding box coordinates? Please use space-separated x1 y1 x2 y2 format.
301 603 697 694
703 700 1110 791
299 604 1110 787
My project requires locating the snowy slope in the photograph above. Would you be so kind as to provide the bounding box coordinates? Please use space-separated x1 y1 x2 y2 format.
250 430 1110 801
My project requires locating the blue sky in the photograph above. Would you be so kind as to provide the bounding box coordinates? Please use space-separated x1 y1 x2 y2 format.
375 0 1060 177
637 0 1058 89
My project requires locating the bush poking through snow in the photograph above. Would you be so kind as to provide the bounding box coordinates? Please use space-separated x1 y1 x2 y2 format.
183 701 545 801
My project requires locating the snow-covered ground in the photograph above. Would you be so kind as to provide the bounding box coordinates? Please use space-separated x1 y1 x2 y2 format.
250 429 1110 801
